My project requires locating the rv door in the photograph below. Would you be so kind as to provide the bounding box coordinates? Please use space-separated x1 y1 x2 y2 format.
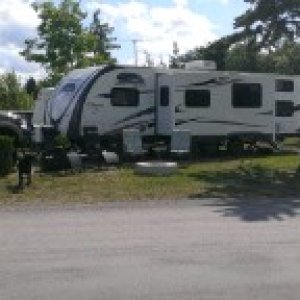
156 74 174 136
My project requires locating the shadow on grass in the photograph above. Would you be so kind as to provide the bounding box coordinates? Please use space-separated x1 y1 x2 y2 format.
189 163 300 221
6 184 24 194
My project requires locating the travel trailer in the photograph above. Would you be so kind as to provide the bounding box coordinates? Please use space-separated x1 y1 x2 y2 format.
0 110 29 144
32 87 55 126
33 63 300 154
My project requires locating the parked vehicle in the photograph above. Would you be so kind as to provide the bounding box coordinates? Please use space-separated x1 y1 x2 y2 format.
0 110 26 145
32 62 300 155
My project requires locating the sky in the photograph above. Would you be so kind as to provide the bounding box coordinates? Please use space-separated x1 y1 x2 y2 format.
0 0 248 82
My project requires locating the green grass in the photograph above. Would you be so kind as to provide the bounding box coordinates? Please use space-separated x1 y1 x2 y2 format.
1 153 300 206
282 137 300 148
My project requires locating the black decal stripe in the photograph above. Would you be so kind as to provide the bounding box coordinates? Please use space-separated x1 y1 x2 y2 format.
105 119 154 135
98 93 111 98
175 118 265 128
190 78 218 86
114 106 155 125
67 65 123 140
257 110 273 116
177 78 241 90
175 117 203 126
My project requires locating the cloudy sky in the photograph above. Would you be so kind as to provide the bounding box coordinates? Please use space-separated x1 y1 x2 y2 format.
0 0 247 82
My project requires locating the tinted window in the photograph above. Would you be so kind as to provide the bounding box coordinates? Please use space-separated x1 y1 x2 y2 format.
117 73 144 84
61 83 76 92
276 101 294 117
232 83 262 108
185 90 210 107
276 80 294 92
160 86 169 106
111 88 139 107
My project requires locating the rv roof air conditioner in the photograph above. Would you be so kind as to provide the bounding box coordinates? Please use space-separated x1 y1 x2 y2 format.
184 60 217 71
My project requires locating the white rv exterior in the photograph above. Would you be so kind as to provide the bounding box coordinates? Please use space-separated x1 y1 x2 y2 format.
32 87 55 126
35 64 300 152
160 70 300 143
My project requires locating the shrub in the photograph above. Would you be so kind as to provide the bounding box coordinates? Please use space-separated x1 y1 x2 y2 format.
0 135 14 176
53 134 71 149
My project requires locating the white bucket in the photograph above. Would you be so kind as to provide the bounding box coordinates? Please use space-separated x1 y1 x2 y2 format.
135 161 178 176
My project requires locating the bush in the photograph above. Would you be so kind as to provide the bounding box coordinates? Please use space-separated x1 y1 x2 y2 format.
0 135 14 176
53 134 71 149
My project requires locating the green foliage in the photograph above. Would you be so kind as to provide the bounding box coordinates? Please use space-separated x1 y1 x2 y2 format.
225 40 300 74
0 135 14 176
271 41 300 75
179 36 300 74
179 0 300 74
225 42 261 72
178 36 234 70
20 0 117 83
25 77 38 99
234 0 300 49
0 72 34 110
53 133 71 149
178 34 256 70
89 9 120 61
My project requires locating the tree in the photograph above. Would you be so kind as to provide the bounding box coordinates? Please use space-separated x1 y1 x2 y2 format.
0 72 33 110
224 43 278 73
21 0 117 85
272 41 300 74
178 35 240 70
89 9 120 63
177 0 300 74
234 0 300 49
25 77 38 99
225 43 255 72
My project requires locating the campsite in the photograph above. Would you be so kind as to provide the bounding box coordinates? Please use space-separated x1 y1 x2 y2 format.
1 61 300 204
2 1 300 300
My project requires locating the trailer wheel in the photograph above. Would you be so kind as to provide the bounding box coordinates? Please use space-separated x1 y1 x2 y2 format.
227 139 244 156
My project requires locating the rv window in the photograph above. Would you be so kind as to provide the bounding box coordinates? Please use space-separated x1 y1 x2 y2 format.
276 80 294 92
160 86 169 106
276 101 294 117
111 88 139 107
232 83 262 108
61 83 76 93
185 90 210 107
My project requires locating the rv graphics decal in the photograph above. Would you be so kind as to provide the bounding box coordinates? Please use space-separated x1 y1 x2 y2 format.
106 119 155 135
114 106 155 125
67 65 123 140
257 110 273 116
177 77 241 90
175 117 266 128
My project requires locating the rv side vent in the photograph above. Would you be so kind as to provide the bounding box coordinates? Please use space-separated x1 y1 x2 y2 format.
117 73 145 84
184 60 216 71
